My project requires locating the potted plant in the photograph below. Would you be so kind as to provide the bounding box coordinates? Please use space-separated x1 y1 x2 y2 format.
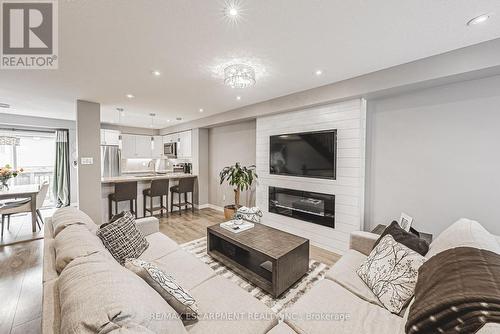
0 164 23 190
219 162 258 220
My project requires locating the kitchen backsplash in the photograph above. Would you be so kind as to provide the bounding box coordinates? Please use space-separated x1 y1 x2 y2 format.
122 158 192 173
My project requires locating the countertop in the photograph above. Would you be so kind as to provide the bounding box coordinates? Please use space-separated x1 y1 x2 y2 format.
101 173 197 184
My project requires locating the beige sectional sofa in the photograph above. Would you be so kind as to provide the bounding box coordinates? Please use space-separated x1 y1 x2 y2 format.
274 219 500 334
43 208 500 334
43 207 278 333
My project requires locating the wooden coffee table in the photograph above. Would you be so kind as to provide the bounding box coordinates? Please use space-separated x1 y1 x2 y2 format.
207 223 309 297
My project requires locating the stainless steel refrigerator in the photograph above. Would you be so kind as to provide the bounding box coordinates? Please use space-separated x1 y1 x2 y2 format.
101 145 121 177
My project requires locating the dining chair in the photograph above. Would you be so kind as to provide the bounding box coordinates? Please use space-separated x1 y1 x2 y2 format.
0 182 49 237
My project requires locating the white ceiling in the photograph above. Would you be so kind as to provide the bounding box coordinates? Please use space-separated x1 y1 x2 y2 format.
1 0 500 129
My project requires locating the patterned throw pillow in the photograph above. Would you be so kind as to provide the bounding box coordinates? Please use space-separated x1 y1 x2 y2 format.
125 259 198 319
357 235 426 313
97 211 149 264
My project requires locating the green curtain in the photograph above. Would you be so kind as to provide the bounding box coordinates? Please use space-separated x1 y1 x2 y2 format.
53 130 70 207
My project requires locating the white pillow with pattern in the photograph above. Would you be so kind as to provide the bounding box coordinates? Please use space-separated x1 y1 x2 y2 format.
125 258 198 319
357 235 426 313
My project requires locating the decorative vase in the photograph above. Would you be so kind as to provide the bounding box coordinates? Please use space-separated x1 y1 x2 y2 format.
223 204 241 220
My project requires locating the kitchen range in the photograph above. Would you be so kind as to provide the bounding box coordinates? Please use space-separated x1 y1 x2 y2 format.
99 129 197 223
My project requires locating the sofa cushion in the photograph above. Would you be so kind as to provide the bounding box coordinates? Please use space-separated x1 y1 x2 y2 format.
325 249 382 307
373 221 429 256
52 206 97 236
283 279 403 334
58 253 186 334
54 224 110 273
154 249 216 290
126 259 199 319
97 211 149 264
139 232 179 261
187 276 278 334
357 235 425 314
427 218 500 259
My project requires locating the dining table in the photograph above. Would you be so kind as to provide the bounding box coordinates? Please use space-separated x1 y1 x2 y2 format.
0 184 40 233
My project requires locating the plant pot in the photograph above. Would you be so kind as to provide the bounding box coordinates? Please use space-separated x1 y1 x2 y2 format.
224 205 241 220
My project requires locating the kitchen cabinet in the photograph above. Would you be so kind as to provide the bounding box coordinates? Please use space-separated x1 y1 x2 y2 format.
151 136 163 158
100 129 120 146
177 131 192 158
135 136 152 158
121 134 163 159
121 134 137 159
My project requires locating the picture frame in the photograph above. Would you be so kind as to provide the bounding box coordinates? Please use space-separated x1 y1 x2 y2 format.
399 212 414 232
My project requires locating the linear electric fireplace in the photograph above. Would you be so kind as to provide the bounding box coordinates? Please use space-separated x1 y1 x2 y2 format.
269 187 335 228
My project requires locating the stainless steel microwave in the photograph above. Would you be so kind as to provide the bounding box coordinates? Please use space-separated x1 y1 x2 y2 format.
164 142 177 158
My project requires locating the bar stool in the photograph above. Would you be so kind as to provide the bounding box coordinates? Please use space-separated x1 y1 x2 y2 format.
170 177 195 215
108 181 138 220
143 179 169 217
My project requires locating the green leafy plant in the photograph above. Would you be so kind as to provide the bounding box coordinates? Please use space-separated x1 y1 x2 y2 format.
219 162 258 209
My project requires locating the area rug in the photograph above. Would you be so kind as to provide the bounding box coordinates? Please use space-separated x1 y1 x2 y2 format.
180 237 330 314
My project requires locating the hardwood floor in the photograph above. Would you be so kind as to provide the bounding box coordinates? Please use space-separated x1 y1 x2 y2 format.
0 239 43 334
0 208 341 334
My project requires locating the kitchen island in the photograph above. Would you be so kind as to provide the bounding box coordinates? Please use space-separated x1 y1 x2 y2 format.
101 173 197 223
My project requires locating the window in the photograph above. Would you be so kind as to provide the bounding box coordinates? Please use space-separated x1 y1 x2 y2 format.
0 130 56 206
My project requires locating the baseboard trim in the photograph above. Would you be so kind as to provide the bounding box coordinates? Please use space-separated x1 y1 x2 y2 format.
207 204 224 212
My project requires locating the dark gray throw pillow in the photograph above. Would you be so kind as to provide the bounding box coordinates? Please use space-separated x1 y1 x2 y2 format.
373 221 429 256
97 211 149 264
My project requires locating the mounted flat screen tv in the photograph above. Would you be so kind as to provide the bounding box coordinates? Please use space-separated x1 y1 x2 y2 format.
270 130 337 179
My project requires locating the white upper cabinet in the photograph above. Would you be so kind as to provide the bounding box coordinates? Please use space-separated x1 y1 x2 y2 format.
100 129 121 146
151 136 163 158
177 131 192 158
121 134 136 159
135 135 153 158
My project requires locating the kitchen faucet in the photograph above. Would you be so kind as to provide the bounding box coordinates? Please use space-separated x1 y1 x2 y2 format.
148 159 157 176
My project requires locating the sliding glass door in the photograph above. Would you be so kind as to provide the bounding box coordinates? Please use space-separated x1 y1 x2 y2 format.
0 130 56 207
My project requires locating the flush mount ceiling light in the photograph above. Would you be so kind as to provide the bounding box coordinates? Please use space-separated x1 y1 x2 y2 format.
199 108 204 113
315 70 323 76
126 94 135 99
467 13 493 26
152 70 161 77
236 96 241 100
224 64 256 89
223 0 243 23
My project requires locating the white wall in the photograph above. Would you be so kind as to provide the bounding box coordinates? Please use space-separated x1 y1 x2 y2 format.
256 99 366 255
365 75 500 236
208 121 256 209
76 100 102 223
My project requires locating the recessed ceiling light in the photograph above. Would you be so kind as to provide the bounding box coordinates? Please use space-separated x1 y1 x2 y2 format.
199 108 204 113
126 94 135 99
152 70 161 76
467 13 493 26
315 70 323 76
236 96 241 100
167 119 171 122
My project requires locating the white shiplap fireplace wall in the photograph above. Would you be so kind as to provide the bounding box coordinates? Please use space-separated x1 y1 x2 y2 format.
256 99 367 255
